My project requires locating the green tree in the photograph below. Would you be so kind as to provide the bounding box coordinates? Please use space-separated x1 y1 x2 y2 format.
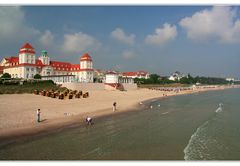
149 74 160 84
34 74 42 79
1 73 11 79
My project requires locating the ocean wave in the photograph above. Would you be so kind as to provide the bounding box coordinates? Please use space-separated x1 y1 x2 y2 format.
183 120 209 160
184 103 224 160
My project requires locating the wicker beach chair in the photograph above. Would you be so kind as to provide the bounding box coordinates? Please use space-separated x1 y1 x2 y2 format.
34 90 39 95
59 93 64 100
68 94 73 99
41 90 46 96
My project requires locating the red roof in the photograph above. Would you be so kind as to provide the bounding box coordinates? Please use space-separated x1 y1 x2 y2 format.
122 70 149 77
19 43 35 54
50 61 71 71
122 72 137 76
36 59 44 66
80 53 92 61
6 57 19 63
21 43 34 49
50 61 71 67
71 64 80 68
19 50 36 54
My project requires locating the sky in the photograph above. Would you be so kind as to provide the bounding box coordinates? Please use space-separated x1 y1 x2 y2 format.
0 6 240 78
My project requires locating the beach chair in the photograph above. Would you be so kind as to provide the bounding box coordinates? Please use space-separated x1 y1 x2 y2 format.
68 94 73 99
41 90 46 96
51 93 56 98
79 90 83 96
47 91 52 97
34 90 39 95
75 93 80 98
83 92 89 98
59 93 64 100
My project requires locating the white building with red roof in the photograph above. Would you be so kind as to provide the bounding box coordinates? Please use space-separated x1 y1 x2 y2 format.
0 43 94 83
122 70 150 79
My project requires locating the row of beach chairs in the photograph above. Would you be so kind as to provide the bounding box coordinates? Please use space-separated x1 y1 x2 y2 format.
33 89 89 100
149 87 193 92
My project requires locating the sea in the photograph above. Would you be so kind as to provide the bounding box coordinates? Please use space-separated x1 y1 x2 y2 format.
0 88 240 160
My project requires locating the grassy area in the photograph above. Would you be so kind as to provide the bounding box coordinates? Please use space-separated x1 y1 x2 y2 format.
0 80 67 94
137 83 191 88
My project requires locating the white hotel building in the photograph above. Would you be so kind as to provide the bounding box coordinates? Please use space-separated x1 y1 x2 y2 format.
0 43 94 83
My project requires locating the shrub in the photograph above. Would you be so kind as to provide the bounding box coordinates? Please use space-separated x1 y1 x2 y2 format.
1 73 11 79
34 74 42 79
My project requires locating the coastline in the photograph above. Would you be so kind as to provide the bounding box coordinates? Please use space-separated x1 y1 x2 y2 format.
0 85 239 147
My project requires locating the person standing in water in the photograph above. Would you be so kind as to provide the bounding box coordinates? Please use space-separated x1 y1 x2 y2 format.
86 116 93 125
37 109 41 123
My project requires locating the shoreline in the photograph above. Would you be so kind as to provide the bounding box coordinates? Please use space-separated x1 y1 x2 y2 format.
0 85 239 147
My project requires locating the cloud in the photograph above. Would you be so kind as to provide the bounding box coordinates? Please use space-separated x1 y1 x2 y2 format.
122 50 136 59
63 32 101 53
39 30 54 46
0 6 40 42
111 28 135 45
145 23 177 46
179 6 240 43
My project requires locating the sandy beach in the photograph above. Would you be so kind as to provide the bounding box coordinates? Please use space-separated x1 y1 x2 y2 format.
0 85 238 141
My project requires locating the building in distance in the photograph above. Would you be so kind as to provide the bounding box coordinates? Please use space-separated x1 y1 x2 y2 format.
0 43 94 83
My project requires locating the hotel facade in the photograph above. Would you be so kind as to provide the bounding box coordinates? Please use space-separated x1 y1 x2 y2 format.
0 43 94 83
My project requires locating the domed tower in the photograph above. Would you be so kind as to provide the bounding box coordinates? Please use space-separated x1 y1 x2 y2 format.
39 50 50 65
19 43 36 64
79 53 93 83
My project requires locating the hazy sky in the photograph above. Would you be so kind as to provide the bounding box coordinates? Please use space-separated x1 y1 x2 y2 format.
0 6 239 78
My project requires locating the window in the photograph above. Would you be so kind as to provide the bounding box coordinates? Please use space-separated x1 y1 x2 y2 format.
26 68 29 71
31 68 34 72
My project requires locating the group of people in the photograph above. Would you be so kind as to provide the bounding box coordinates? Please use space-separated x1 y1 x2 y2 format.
36 101 118 125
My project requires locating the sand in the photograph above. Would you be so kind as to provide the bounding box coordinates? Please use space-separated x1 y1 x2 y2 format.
0 85 238 140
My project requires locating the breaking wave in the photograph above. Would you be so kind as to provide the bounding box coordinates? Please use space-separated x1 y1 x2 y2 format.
183 103 224 160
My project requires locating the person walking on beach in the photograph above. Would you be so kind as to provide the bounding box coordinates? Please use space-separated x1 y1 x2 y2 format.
113 102 117 112
37 109 41 123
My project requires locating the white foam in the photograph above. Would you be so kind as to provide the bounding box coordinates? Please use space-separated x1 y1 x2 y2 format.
215 103 223 113
215 107 222 113
183 121 209 160
161 112 169 115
